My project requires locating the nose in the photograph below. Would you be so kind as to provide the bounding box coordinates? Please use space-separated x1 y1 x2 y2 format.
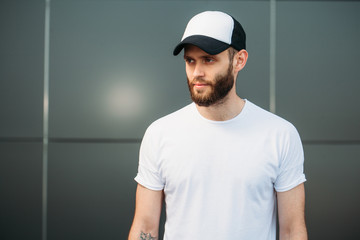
193 63 205 78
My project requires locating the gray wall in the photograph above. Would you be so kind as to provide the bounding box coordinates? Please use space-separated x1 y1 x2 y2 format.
1 0 359 239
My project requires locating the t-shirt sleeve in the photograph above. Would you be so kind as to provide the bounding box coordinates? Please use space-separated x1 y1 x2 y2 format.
274 124 306 192
134 125 165 191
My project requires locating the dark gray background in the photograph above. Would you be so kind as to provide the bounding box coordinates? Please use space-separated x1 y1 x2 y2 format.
1 0 359 239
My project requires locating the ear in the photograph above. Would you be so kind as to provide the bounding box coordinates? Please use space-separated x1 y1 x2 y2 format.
233 49 248 73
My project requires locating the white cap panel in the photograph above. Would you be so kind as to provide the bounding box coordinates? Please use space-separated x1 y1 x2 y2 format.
181 11 234 44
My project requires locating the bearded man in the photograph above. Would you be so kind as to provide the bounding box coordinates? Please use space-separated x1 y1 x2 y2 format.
129 11 307 240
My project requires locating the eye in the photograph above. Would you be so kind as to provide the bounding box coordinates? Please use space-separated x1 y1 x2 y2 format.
184 57 194 64
204 57 214 63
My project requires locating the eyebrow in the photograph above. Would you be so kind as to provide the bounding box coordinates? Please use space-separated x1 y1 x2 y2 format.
183 54 217 60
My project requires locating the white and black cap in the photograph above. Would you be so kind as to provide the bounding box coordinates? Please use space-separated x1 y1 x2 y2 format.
173 11 246 56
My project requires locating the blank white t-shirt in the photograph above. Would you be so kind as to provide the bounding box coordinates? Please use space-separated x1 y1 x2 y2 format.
135 100 306 240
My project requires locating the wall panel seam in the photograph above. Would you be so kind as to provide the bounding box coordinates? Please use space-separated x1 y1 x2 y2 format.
42 1 51 240
270 0 276 113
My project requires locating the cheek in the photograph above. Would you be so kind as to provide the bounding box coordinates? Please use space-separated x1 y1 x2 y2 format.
185 68 193 79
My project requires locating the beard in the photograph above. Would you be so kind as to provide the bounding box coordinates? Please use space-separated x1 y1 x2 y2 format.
187 64 234 107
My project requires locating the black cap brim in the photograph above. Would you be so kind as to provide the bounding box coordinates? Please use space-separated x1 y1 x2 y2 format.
173 35 230 56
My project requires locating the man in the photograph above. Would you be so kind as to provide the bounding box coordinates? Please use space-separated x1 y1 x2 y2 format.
129 11 307 240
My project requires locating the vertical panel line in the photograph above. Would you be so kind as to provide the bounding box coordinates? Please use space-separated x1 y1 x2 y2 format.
270 0 276 113
42 1 51 240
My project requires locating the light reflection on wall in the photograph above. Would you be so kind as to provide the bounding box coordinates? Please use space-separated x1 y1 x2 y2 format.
105 78 146 121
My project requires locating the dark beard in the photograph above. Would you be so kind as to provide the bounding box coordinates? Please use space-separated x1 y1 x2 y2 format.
187 64 234 107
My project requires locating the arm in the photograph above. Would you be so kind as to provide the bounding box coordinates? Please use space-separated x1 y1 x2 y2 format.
277 183 308 240
128 184 163 240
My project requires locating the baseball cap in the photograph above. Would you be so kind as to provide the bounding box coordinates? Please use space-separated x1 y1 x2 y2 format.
173 11 246 56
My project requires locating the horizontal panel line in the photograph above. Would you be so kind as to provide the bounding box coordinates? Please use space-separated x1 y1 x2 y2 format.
1 138 360 145
49 138 142 143
0 137 142 143
0 137 43 142
303 140 360 145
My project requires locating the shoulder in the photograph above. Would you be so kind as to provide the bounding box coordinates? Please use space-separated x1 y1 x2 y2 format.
145 103 195 136
245 101 304 165
244 100 299 135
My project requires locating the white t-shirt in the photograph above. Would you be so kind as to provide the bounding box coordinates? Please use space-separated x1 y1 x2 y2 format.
135 100 306 240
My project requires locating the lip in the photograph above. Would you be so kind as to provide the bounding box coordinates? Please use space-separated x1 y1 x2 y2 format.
193 82 208 87
193 83 208 90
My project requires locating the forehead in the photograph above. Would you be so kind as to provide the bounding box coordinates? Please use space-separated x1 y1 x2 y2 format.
184 45 207 55
184 45 228 58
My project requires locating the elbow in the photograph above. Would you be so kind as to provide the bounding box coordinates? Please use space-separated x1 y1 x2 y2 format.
128 218 159 240
279 223 308 240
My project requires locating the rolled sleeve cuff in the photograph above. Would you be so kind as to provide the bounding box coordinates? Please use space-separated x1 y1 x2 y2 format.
134 164 164 191
275 173 306 192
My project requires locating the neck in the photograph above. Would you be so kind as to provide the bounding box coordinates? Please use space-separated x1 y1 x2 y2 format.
195 91 245 121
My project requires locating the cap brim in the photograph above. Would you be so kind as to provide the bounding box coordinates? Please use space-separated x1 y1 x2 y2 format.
173 35 230 56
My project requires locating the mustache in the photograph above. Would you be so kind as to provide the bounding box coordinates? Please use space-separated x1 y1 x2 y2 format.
190 78 213 85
